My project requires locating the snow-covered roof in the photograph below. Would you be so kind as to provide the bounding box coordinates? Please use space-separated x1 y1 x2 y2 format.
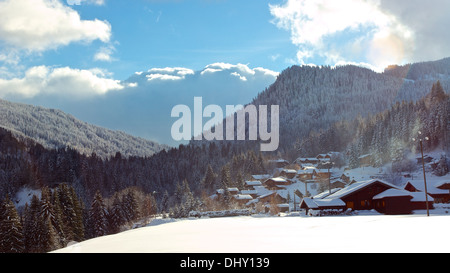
327 179 399 200
281 169 297 174
409 191 435 202
245 180 262 186
373 189 413 200
233 194 253 200
313 188 341 199
297 169 315 174
405 180 448 194
241 190 257 195
301 197 345 208
265 177 288 183
433 180 450 189
252 174 271 180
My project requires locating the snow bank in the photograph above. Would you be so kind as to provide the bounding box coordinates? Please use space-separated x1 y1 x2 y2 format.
53 213 450 253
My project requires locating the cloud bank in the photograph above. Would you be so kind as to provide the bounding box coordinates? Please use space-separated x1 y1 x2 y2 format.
269 0 450 71
0 0 111 52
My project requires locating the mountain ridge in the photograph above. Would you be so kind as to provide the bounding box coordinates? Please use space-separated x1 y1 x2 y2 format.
0 98 168 159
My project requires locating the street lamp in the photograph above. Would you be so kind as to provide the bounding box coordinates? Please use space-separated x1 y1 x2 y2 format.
412 131 430 216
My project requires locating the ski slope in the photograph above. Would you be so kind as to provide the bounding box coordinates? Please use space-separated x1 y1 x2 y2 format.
53 210 450 253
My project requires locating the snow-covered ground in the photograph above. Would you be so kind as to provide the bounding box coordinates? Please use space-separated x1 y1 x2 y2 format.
53 208 450 253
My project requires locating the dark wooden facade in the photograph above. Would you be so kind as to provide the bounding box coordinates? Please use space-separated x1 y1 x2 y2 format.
338 180 394 211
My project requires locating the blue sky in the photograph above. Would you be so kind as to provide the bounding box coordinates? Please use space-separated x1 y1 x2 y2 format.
0 0 449 146
17 0 295 81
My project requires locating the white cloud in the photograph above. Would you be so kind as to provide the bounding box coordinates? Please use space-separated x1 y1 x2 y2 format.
146 67 195 81
0 0 111 52
269 0 418 71
230 72 247 82
200 63 279 79
94 45 116 62
0 66 126 99
67 0 105 5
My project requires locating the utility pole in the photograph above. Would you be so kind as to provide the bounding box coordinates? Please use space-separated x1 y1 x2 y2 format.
413 131 430 217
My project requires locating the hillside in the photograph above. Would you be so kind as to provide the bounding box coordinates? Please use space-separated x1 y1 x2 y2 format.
0 99 168 159
250 57 450 157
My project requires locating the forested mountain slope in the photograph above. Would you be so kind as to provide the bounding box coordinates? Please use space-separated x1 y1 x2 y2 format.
251 57 450 157
0 99 167 159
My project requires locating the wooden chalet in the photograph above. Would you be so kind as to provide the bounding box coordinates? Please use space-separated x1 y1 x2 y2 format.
296 157 319 165
232 194 253 205
279 169 297 179
263 177 291 190
314 169 331 180
296 168 315 180
404 180 450 203
300 179 434 215
330 180 346 189
316 154 331 160
258 191 287 204
244 180 262 190
268 159 290 168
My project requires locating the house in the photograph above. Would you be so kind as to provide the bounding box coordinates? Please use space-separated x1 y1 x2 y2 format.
300 179 435 215
299 197 346 214
251 174 271 181
340 174 351 183
316 153 331 160
296 168 315 181
279 169 297 179
358 154 373 167
314 169 331 180
295 157 319 165
240 189 258 199
330 180 346 189
258 191 287 204
268 159 290 168
244 180 262 190
372 188 435 214
263 177 291 190
232 194 253 205
325 179 396 211
372 189 414 215
404 180 450 203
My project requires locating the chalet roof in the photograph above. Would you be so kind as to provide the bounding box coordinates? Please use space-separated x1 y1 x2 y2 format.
245 180 262 186
404 180 448 194
326 179 398 200
300 197 346 209
265 177 288 183
252 174 271 180
233 194 253 200
373 189 413 200
433 180 450 189
313 188 341 199
241 190 257 195
409 191 434 202
281 169 297 174
297 169 315 174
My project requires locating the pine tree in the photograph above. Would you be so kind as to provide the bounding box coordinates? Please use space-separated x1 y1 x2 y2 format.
108 193 125 234
220 165 231 190
89 191 108 238
23 194 42 252
202 165 216 193
0 196 24 253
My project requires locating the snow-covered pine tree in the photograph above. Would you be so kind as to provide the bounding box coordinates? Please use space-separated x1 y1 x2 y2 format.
0 196 24 253
89 191 108 238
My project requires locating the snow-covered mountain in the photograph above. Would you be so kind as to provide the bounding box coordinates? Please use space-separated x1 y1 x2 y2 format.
251 57 450 155
0 99 168 159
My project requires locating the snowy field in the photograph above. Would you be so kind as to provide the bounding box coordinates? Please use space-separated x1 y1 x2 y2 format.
54 209 450 253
